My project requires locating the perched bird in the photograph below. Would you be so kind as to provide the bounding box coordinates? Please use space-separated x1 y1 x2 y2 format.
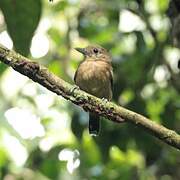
74 45 113 136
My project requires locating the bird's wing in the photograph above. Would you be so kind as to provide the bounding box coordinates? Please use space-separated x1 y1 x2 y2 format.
110 68 113 91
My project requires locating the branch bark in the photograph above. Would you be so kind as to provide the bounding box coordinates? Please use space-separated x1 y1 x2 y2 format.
0 44 180 150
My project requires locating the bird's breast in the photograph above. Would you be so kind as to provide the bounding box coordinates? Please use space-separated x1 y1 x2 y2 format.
76 60 110 82
75 60 112 99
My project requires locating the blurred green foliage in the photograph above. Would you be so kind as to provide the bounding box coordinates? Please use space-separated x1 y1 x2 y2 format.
0 0 41 56
0 0 180 179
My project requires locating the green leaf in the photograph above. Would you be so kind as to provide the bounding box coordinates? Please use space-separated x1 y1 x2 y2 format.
0 0 42 56
109 146 125 163
82 131 101 166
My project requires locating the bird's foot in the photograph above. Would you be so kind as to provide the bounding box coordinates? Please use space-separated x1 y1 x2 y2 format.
70 85 80 94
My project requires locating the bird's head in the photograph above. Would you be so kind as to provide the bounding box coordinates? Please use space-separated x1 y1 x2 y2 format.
75 45 111 62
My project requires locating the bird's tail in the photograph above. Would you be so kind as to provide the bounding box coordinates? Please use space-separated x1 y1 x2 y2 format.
89 113 100 136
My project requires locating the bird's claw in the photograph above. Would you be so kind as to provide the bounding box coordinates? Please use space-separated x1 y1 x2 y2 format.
102 98 108 103
70 85 80 94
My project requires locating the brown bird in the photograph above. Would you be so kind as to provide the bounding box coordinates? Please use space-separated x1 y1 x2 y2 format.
74 45 113 136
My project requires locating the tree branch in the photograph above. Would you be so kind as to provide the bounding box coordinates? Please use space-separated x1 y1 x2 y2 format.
0 44 180 150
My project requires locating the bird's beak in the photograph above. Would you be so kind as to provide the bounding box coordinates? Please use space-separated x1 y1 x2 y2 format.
75 48 86 55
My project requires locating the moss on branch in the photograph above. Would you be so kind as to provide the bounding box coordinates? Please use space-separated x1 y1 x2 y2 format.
0 44 180 150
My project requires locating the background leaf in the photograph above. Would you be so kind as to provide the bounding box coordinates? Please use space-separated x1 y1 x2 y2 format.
0 0 42 56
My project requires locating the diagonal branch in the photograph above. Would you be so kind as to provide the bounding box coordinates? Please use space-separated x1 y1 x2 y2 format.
0 44 180 150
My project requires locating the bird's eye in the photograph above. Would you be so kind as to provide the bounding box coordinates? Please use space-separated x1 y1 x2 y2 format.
93 48 98 54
